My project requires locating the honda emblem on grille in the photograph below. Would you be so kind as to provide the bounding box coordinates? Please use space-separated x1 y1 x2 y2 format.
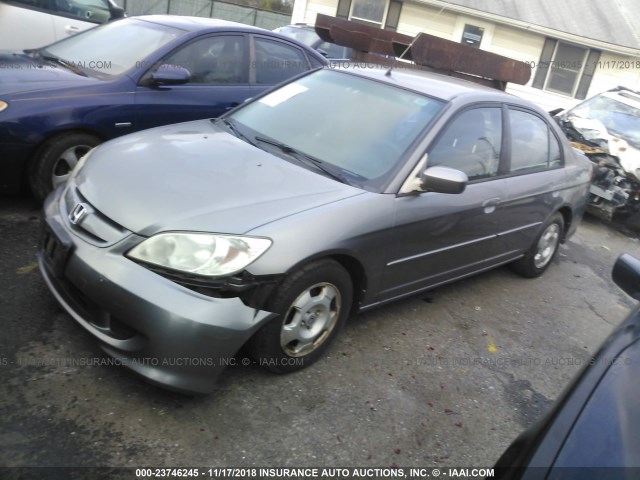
69 203 88 225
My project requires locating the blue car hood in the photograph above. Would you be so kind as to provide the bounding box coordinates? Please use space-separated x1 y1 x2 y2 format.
0 53 100 96
74 119 363 236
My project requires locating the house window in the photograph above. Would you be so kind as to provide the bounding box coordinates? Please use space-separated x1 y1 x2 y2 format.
337 0 401 31
545 43 588 96
461 24 484 48
532 38 601 99
349 0 388 27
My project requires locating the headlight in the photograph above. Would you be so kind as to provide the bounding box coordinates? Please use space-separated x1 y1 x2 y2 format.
127 232 272 277
0 101 7 112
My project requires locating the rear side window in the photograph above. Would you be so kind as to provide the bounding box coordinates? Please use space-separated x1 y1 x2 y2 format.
254 37 308 85
428 107 502 181
509 109 563 173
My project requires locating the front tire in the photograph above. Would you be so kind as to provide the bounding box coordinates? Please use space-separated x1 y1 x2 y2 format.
28 132 101 201
511 212 564 278
248 259 352 373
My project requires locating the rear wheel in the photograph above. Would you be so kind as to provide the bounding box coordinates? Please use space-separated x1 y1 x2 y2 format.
511 212 564 278
28 132 100 201
248 259 352 373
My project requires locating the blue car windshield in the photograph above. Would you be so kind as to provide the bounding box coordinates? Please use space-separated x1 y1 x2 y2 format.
230 69 444 189
43 19 184 77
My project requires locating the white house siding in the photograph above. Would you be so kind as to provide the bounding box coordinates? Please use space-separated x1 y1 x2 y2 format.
293 0 640 110
397 3 458 39
292 0 338 25
489 24 543 64
586 51 640 97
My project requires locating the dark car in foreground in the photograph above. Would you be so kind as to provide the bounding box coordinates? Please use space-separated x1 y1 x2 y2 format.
495 254 640 479
39 66 592 394
0 15 326 199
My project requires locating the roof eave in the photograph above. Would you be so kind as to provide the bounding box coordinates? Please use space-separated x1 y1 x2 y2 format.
411 0 640 57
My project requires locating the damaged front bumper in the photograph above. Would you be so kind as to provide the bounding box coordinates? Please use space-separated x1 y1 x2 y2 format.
38 186 275 394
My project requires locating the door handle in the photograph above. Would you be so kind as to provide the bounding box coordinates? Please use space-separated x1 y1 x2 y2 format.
482 197 501 214
225 102 239 111
64 25 80 35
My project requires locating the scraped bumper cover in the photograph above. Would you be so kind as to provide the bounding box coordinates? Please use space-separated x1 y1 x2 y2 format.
38 186 273 394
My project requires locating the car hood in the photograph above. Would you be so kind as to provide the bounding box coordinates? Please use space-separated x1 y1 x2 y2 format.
0 53 99 96
74 120 363 236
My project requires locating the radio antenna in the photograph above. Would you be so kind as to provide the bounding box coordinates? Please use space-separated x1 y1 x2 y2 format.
386 33 422 77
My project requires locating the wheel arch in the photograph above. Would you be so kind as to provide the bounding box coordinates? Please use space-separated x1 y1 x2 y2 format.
277 250 369 315
25 127 105 181
557 205 573 242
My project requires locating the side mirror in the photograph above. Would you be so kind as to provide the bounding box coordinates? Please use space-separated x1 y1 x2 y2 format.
612 254 640 301
151 65 191 86
107 1 125 19
421 166 468 194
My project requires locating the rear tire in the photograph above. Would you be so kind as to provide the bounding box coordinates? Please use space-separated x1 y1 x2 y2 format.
28 132 100 201
511 212 564 278
247 259 352 373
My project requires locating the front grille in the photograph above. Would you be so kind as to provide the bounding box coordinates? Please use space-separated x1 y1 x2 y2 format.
63 187 130 246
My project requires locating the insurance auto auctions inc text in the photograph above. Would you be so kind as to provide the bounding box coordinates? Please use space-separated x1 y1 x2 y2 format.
191 467 494 479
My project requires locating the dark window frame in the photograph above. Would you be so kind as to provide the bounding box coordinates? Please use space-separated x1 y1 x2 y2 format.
250 34 312 85
503 105 565 177
337 0 401 31
532 38 601 100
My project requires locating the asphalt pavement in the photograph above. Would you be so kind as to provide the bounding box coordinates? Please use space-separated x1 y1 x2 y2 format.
1 194 638 472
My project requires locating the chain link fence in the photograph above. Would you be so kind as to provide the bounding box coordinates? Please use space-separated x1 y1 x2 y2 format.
121 0 291 30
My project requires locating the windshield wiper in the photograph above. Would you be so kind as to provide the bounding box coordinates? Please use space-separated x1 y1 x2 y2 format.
254 136 351 185
221 118 257 147
39 51 87 77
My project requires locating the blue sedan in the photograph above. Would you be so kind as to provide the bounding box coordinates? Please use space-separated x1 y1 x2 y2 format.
0 15 327 199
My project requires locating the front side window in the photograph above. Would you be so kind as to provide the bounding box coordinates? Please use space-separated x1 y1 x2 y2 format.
428 107 502 181
254 37 308 85
509 109 562 173
229 70 444 190
162 35 246 85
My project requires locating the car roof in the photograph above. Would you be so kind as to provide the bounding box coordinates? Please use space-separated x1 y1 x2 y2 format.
132 15 270 34
337 65 517 103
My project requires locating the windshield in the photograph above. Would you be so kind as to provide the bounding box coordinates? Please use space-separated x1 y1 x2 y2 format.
569 93 640 149
42 18 184 77
229 69 444 190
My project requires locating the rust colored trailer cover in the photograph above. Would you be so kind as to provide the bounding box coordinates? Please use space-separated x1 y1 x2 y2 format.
314 13 531 86
401 33 531 85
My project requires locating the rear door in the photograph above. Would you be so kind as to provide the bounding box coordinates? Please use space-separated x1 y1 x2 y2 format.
499 107 567 253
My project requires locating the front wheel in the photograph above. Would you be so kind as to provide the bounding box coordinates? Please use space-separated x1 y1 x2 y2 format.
247 259 352 373
511 212 564 278
28 132 101 201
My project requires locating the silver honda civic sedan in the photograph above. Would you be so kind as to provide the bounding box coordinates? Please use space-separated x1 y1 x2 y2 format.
39 66 592 393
